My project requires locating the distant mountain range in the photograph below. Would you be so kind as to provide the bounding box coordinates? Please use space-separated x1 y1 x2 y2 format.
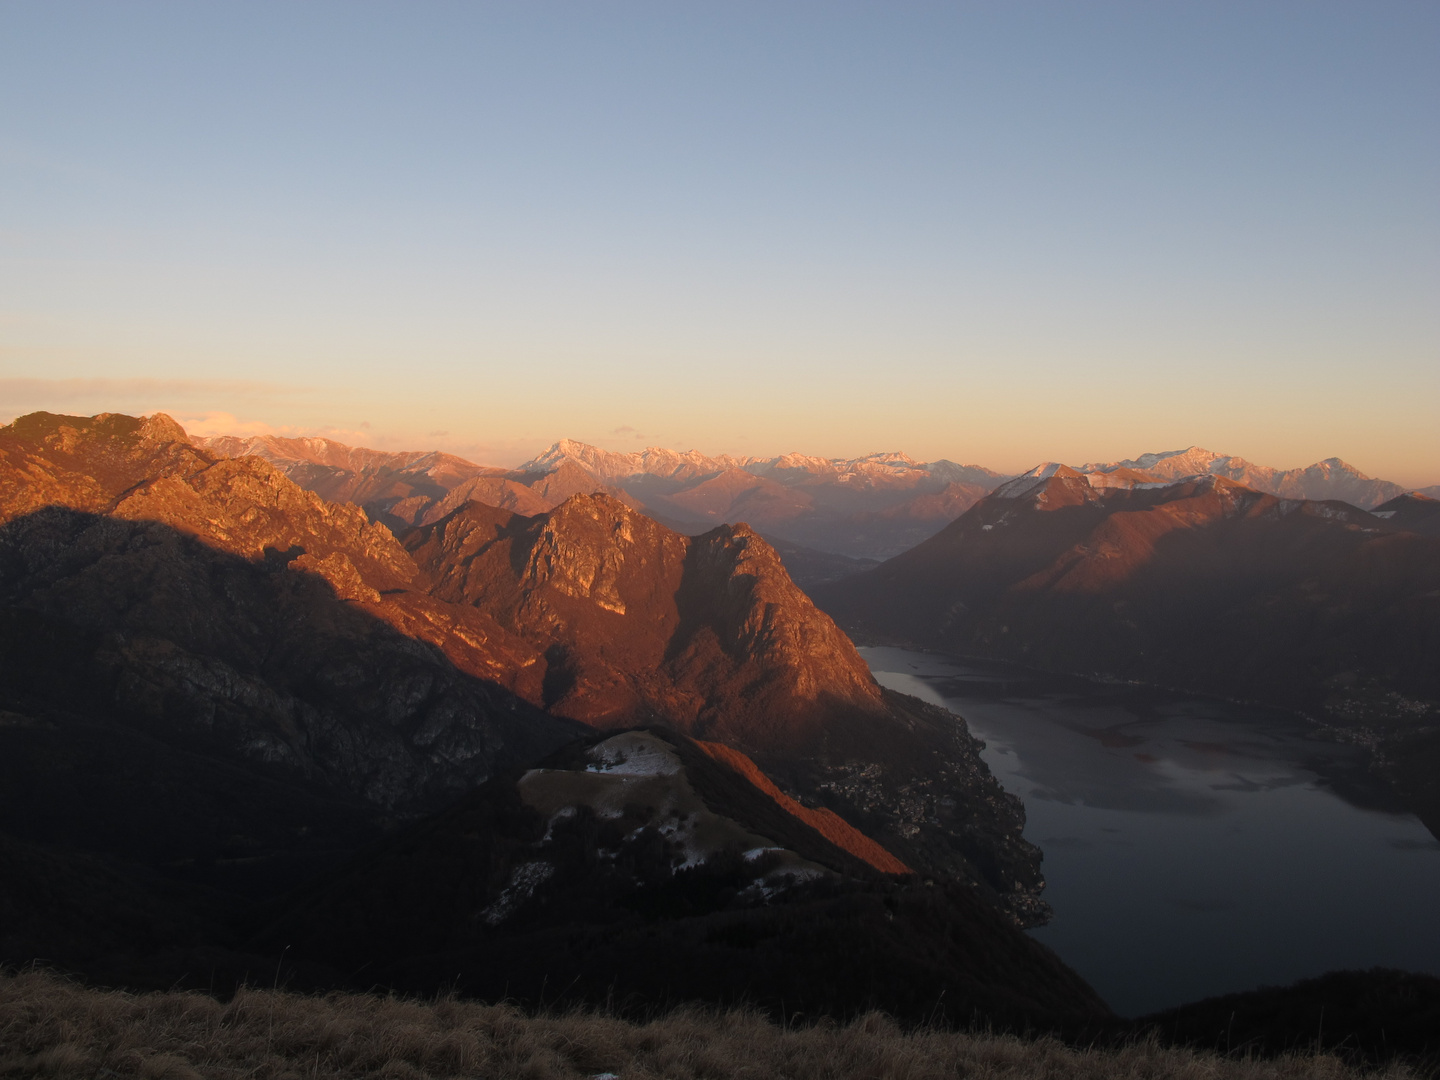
199 433 1007 562
1078 446 1435 507
198 433 1438 566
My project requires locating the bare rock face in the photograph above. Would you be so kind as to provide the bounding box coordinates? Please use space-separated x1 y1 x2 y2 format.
406 492 884 750
0 412 414 594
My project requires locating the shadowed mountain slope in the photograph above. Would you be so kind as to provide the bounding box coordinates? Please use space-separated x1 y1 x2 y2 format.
0 412 604 992
0 414 582 871
1372 492 1440 536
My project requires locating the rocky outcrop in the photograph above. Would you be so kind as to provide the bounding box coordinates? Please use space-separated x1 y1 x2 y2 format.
405 493 884 744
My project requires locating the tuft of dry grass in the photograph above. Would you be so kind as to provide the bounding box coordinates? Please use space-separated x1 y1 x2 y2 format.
0 968 1418 1080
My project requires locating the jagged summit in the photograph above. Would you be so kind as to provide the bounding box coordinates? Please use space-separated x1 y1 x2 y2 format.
519 438 1001 488
405 489 886 745
1083 445 1236 478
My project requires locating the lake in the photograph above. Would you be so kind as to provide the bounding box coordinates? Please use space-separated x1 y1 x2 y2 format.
860 645 1440 1018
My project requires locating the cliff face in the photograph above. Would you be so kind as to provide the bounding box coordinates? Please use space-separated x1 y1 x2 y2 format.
406 494 883 749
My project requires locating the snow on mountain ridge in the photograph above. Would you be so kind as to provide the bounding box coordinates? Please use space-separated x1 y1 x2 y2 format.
521 439 1002 488
197 433 474 475
1072 447 1410 509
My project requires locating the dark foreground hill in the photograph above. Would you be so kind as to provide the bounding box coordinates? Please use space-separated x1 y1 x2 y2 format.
814 467 1440 836
255 726 1102 1027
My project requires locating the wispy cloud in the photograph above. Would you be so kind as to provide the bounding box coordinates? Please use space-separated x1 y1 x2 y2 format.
173 411 294 439
0 377 295 405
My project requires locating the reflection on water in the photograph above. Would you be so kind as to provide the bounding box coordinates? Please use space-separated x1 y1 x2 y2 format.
861 646 1440 1018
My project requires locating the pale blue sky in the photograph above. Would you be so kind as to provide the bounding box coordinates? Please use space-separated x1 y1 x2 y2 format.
2 2 1437 482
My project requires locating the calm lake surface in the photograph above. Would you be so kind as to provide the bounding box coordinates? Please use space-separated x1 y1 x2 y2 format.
860 646 1440 1018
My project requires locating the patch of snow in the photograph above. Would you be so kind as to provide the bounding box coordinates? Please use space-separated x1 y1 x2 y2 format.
743 846 785 860
585 731 685 776
750 866 827 900
991 462 1086 501
540 804 577 842
1082 472 1174 491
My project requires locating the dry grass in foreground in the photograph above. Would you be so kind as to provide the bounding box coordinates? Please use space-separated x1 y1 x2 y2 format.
0 969 1419 1080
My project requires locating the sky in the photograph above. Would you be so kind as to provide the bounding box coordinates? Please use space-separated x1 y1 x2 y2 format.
1 2 1437 483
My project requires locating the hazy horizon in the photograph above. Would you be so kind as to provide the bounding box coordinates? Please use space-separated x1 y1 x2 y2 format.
3 3 1437 484
5 397 1434 489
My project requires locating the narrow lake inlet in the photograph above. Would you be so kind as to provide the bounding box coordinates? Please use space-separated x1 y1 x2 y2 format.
861 646 1440 1018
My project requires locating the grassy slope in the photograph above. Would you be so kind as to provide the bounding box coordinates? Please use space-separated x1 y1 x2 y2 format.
0 970 1422 1080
